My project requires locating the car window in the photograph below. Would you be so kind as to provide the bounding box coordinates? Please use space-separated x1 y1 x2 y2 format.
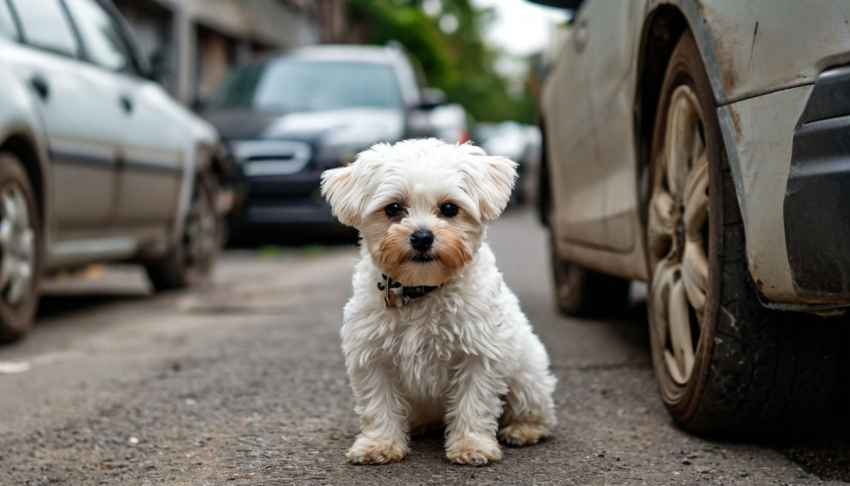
0 1 18 40
9 0 78 57
213 60 403 112
64 0 135 74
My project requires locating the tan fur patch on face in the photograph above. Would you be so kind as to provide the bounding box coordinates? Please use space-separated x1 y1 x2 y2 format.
375 219 415 270
365 211 478 287
431 222 472 272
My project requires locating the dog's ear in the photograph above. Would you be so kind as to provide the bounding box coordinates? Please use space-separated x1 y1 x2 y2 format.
459 144 518 221
321 164 361 227
321 143 391 227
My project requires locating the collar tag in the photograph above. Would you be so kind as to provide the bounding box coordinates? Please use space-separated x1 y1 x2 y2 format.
383 276 409 308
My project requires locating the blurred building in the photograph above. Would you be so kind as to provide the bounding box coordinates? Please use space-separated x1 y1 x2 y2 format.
113 0 348 105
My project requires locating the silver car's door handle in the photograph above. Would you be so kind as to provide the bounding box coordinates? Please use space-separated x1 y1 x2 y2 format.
120 95 133 113
574 18 589 52
30 75 49 100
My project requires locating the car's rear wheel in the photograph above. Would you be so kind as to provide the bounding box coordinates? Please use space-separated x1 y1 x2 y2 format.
548 212 630 318
0 153 40 343
145 174 221 291
646 31 840 439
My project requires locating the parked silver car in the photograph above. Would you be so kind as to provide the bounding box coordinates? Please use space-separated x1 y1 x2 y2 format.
536 0 850 438
0 0 225 342
477 121 541 205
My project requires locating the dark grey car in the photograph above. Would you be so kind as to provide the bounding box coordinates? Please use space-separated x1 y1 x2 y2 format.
203 44 443 235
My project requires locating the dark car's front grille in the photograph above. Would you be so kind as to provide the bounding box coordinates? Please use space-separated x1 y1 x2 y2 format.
231 140 313 177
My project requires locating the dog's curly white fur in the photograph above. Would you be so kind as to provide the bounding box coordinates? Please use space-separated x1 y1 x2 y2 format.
322 139 557 466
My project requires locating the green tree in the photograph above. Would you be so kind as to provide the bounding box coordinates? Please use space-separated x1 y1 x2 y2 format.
346 0 536 124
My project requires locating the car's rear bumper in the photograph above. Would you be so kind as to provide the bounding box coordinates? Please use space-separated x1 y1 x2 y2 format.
719 65 850 307
784 65 850 300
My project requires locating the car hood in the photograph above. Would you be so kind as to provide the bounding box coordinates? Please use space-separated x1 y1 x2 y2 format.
202 109 285 141
203 107 405 147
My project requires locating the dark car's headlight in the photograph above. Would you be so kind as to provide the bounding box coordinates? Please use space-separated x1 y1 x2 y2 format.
315 143 360 169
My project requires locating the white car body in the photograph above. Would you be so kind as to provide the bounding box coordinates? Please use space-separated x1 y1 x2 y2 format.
430 103 471 145
541 0 850 308
0 0 218 273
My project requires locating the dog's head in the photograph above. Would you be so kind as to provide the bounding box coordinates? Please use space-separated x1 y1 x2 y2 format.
321 139 517 286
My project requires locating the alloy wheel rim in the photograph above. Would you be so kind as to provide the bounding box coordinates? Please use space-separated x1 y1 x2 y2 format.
648 85 710 386
0 183 35 306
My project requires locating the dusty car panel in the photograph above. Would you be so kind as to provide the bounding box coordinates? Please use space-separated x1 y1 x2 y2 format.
716 85 812 304
698 0 850 104
651 0 850 104
545 0 850 305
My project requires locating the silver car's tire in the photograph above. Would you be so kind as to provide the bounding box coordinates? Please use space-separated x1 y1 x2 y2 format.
0 153 40 343
145 174 221 291
549 220 630 318
646 31 840 439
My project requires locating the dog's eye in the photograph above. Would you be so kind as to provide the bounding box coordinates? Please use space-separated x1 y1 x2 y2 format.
439 202 459 217
385 203 404 217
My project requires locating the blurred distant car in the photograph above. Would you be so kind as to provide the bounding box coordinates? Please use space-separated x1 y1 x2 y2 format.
0 0 225 342
430 103 471 145
536 0 850 438
202 45 444 236
477 121 541 205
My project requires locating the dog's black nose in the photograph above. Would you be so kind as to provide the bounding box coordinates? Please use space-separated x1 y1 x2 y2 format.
409 230 434 252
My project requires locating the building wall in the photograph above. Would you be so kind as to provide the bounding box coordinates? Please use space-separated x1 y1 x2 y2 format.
113 0 345 105
196 26 236 99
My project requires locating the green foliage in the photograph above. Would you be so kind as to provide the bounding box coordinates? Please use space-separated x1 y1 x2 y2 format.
346 0 536 124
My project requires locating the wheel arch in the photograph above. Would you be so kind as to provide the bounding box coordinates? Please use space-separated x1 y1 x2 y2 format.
535 113 551 227
634 5 689 221
0 131 47 226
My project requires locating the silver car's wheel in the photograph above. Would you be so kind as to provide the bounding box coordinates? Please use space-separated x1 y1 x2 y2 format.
647 84 709 386
548 212 630 318
183 183 218 280
0 183 36 306
0 153 40 343
145 175 221 291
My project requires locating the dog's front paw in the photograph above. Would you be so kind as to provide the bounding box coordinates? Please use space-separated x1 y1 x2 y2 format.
446 434 502 466
346 435 408 465
499 422 550 447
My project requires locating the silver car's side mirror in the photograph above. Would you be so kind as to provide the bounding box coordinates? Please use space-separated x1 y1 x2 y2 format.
525 0 583 9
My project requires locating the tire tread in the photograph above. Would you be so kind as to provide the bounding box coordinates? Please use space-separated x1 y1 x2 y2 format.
650 31 839 440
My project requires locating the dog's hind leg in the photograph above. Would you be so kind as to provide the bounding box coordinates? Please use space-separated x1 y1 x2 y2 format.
499 328 557 447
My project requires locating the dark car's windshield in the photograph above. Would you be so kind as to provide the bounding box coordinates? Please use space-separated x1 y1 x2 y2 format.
212 59 403 112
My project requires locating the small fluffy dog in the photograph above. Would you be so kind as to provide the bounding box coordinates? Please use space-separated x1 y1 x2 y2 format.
321 139 556 466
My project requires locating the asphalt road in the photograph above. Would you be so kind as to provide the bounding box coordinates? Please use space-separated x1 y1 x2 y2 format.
0 209 848 485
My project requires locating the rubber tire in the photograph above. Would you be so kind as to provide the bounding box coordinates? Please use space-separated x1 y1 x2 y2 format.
0 153 41 343
646 31 841 440
549 225 630 318
145 174 221 291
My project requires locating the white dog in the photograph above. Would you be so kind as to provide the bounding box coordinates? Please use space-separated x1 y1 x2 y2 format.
321 139 556 466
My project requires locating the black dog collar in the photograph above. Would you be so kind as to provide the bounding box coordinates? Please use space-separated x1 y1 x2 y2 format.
377 274 440 308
